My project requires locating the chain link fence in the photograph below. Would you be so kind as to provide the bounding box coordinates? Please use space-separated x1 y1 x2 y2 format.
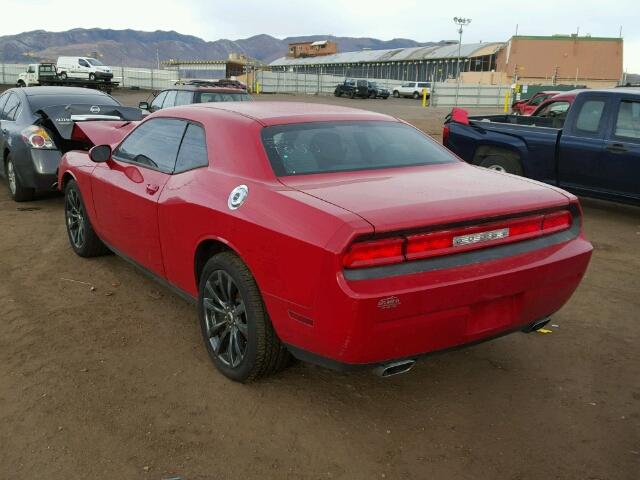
0 63 179 90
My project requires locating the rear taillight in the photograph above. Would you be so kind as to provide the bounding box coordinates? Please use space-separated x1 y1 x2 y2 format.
342 237 404 269
442 125 450 145
21 126 55 149
343 210 573 269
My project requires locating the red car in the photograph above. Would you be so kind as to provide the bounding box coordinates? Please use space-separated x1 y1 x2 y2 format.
531 90 580 120
512 91 562 115
58 102 593 382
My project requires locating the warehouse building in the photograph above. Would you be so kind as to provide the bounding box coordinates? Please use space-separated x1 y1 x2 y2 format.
269 42 505 83
494 35 623 87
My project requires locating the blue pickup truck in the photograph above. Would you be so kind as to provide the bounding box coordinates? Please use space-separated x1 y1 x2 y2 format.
443 89 640 204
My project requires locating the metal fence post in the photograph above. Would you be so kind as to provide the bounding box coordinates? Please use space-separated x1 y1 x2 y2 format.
150 68 154 90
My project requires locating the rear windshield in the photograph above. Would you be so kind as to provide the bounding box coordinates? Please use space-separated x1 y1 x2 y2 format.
28 94 120 111
261 121 455 176
197 92 251 103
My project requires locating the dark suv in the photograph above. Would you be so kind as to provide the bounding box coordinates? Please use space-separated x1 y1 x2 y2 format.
334 80 389 99
140 84 252 113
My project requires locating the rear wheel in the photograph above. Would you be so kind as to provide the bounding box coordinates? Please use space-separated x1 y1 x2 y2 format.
198 252 291 383
59 72 68 80
64 179 109 257
479 155 524 176
5 155 34 202
393 90 400 98
16 80 26 87
349 90 355 99
413 91 420 99
369 91 377 99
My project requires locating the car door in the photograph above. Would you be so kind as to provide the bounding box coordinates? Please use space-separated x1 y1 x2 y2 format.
149 91 168 112
557 95 611 192
90 118 187 276
0 93 21 155
77 58 91 79
0 92 11 155
597 98 640 200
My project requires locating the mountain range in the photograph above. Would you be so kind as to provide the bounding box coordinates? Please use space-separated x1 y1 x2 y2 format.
0 28 446 66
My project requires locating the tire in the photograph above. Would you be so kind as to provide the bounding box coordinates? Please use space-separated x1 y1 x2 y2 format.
16 80 25 88
198 252 291 383
369 91 376 99
89 73 96 81
479 155 524 176
64 179 110 257
349 90 355 99
382 95 389 100
393 90 400 98
5 155 34 202
59 72 68 80
413 91 420 99
334 90 341 97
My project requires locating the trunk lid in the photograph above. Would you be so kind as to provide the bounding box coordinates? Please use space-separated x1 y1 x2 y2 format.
279 163 570 233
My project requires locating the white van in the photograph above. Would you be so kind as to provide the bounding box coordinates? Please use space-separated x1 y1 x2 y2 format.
56 56 113 81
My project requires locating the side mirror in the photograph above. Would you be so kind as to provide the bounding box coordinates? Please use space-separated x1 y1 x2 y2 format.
89 145 112 163
138 101 149 110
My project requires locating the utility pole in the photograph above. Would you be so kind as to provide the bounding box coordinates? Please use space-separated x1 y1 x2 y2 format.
453 16 472 106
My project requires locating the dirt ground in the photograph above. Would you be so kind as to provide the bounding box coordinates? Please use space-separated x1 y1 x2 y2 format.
0 88 639 480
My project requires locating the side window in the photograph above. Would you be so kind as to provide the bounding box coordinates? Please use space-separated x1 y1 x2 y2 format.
150 91 167 110
174 90 193 106
614 101 640 140
175 123 208 173
163 90 178 108
79 59 89 67
529 94 546 106
575 100 605 133
27 65 36 73
2 94 21 121
114 119 187 173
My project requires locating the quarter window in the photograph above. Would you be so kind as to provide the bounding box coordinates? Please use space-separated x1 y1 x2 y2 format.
575 100 605 133
114 119 187 173
175 124 208 173
537 101 570 118
614 101 640 140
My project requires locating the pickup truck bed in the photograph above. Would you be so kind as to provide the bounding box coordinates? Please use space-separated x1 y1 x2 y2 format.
443 90 640 205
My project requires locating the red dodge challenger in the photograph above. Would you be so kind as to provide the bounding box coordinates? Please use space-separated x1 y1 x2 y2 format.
58 102 593 382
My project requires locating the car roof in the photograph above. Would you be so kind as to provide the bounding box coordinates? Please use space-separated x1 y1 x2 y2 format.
179 101 396 126
18 86 112 97
165 85 246 93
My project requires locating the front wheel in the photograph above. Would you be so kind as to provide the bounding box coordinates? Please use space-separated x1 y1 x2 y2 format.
393 91 400 98
64 179 109 257
198 252 291 383
5 155 34 202
413 91 420 99
89 73 96 81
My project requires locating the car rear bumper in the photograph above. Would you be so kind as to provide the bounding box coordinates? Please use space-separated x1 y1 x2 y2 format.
267 228 593 368
19 149 62 191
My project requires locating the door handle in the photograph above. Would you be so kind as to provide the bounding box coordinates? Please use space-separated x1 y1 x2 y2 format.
606 143 628 154
145 183 159 195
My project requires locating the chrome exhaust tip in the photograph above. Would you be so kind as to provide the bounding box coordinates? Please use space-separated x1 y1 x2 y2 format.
522 317 551 333
374 359 416 378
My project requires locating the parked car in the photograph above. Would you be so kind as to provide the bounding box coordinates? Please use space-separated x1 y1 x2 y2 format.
58 102 592 382
334 80 389 99
443 89 640 204
140 84 252 113
511 90 561 115
0 86 141 201
56 56 113 82
531 90 580 121
391 81 431 99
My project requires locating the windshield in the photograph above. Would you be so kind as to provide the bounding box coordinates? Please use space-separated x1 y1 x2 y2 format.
261 121 455 176
197 92 251 103
86 58 104 66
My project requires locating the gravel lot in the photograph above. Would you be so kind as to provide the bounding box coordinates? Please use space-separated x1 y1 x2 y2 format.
0 87 638 479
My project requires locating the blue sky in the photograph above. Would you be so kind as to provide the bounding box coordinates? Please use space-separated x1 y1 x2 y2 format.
2 0 639 72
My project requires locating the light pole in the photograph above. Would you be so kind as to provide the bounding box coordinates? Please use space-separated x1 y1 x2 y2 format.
453 16 471 106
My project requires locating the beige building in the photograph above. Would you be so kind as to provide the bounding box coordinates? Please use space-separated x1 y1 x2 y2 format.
494 35 623 88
